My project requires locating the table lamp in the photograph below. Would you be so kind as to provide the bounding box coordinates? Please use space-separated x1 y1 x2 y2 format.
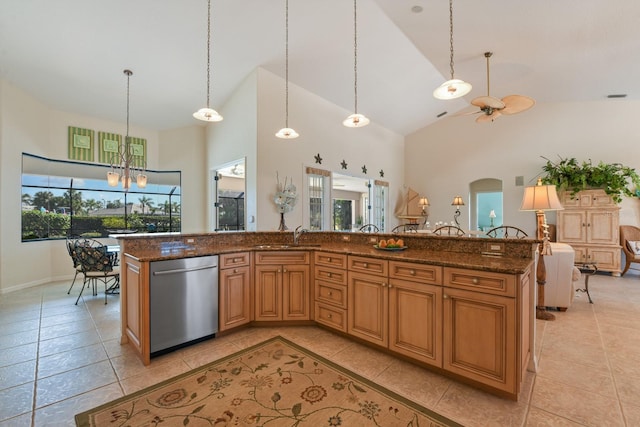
520 178 564 320
419 197 430 225
451 196 465 226
489 209 496 227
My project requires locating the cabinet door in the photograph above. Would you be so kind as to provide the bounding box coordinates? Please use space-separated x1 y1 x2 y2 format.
586 211 619 245
122 256 150 364
557 211 587 243
586 247 620 271
255 265 282 321
219 266 251 331
389 278 442 367
443 287 516 395
348 271 388 347
282 265 310 320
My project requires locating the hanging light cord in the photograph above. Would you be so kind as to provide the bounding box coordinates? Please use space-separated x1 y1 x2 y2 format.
353 0 359 114
284 0 290 127
448 0 455 80
205 0 212 108
124 69 132 141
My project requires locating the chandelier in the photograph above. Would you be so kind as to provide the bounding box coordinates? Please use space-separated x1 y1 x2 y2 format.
433 0 472 100
193 0 223 122
343 0 369 127
275 0 299 139
107 69 147 191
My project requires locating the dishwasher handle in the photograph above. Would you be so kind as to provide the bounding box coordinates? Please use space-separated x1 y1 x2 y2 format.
152 264 217 276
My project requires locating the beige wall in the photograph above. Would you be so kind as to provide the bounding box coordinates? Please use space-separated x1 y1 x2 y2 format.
404 100 640 237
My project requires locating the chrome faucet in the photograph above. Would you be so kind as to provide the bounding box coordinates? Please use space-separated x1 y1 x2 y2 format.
293 225 308 245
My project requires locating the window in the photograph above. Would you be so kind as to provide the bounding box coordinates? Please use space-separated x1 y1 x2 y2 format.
305 167 330 231
21 153 181 241
373 180 388 232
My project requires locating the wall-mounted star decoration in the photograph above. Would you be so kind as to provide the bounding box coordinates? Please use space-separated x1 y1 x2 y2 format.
362 165 367 174
314 153 322 164
379 169 384 178
341 160 348 170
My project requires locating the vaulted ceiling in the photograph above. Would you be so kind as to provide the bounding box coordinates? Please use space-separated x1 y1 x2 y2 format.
1 0 638 136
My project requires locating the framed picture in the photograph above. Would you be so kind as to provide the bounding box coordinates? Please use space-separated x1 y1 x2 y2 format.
68 126 95 161
98 132 122 164
127 137 147 168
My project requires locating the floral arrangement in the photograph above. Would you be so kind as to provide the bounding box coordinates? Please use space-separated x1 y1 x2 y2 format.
274 173 297 214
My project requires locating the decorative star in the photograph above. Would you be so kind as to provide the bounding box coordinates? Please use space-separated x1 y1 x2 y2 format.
314 153 322 164
362 165 367 174
341 160 348 170
379 169 384 178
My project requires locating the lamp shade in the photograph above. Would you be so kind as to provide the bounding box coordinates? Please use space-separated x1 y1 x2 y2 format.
451 196 465 206
433 79 472 100
419 197 430 206
520 181 563 211
489 209 496 218
343 113 370 128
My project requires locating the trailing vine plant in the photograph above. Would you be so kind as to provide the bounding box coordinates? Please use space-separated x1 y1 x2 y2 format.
540 156 640 203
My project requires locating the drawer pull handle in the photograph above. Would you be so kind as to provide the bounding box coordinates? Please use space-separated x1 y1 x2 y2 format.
410 269 416 275
389 284 393 289
328 257 332 262
472 278 479 284
363 263 368 268
443 294 449 299
283 268 288 273
327 314 332 319
233 269 238 273
278 269 282 273
234 258 240 263
382 283 387 287
327 272 332 278
328 291 333 296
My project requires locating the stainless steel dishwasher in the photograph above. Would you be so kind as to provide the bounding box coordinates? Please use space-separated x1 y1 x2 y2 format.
149 255 218 355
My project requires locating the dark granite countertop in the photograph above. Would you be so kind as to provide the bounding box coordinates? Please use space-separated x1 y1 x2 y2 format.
123 242 532 275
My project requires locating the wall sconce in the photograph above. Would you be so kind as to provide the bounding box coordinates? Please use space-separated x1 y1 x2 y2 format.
451 196 465 226
489 209 496 227
520 178 564 321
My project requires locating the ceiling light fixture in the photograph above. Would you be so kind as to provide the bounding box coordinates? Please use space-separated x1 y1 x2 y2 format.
343 0 369 128
276 0 299 139
107 69 147 191
433 0 471 100
193 0 223 122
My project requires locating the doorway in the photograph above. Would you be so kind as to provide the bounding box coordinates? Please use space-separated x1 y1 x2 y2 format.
469 178 503 231
213 159 246 231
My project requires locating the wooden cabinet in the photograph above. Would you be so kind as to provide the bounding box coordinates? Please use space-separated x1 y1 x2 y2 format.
254 251 310 321
120 255 151 365
558 189 621 274
219 252 251 331
314 252 348 332
389 261 442 367
442 267 530 398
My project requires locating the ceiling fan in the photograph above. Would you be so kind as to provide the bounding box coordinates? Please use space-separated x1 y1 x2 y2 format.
469 52 535 123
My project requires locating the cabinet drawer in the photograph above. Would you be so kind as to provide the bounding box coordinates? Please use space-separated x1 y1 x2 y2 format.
315 252 347 269
390 261 442 285
315 281 347 309
444 267 516 297
220 252 250 269
315 266 347 285
255 251 309 265
315 303 347 332
348 255 388 276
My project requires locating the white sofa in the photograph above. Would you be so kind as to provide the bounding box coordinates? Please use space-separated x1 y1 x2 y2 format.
541 242 580 311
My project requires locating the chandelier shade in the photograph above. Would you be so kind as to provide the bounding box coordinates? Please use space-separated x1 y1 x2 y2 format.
193 0 223 122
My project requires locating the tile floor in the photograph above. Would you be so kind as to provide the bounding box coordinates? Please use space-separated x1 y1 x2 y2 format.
1 270 640 426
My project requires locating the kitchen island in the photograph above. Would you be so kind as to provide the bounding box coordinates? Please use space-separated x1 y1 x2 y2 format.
113 231 536 400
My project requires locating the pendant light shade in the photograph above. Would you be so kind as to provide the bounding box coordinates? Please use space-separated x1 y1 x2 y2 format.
193 0 223 122
433 0 471 100
344 0 369 128
276 0 299 139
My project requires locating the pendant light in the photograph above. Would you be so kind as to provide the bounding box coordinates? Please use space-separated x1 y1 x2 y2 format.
433 0 472 100
193 0 223 122
107 69 147 191
276 0 299 139
343 0 369 127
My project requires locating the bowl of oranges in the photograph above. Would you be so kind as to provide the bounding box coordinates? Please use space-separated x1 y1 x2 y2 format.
374 238 407 251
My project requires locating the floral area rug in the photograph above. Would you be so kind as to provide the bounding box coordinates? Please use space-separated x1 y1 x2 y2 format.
76 336 461 426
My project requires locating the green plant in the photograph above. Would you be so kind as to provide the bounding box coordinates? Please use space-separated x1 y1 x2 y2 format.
540 156 640 203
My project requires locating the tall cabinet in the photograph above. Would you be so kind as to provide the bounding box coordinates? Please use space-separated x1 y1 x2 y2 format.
557 189 621 275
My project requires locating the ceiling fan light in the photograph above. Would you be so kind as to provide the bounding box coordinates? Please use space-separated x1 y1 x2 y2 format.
343 113 370 128
433 79 472 100
193 107 223 122
275 127 299 139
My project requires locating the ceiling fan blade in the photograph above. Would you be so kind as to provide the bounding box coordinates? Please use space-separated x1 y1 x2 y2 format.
471 96 505 109
476 111 501 123
451 109 482 117
500 95 535 115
